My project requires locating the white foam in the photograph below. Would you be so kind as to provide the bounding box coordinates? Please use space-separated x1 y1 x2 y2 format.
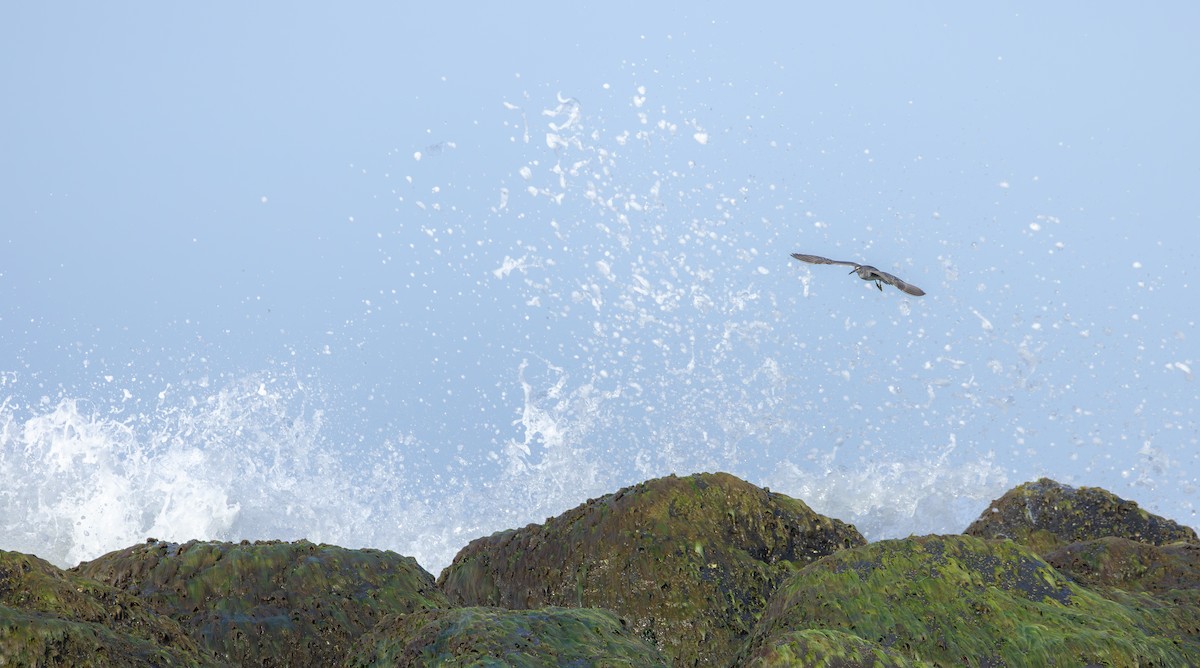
3 398 233 564
764 445 1011 540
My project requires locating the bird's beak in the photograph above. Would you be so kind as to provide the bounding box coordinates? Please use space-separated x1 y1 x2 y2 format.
847 268 856 274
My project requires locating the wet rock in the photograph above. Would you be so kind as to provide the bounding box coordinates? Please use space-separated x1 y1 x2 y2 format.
1 549 213 666
1044 536 1200 594
742 628 916 667
437 471 865 667
72 539 446 667
741 534 1200 666
7 476 1197 666
346 606 669 667
964 477 1198 553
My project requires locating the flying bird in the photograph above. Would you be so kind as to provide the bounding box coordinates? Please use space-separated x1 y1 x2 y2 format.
791 253 926 296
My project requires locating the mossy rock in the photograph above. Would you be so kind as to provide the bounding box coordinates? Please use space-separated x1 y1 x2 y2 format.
73 539 447 667
1 550 214 666
741 534 1200 666
742 628 917 667
1044 536 1200 594
346 606 669 667
965 478 1198 553
438 471 865 666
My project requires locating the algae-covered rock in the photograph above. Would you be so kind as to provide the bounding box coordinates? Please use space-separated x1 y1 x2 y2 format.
72 538 447 667
346 606 669 667
1044 536 1200 594
742 628 917 668
964 477 1198 553
742 534 1200 666
1 549 214 666
438 471 865 667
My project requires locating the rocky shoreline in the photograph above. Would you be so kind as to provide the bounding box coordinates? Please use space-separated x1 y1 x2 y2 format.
2 474 1197 666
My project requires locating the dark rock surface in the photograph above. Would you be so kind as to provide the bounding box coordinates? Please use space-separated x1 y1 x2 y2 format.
1044 536 1200 594
964 477 1198 553
72 538 445 667
3 474 1198 667
740 533 1200 666
0 549 213 666
437 471 866 667
346 606 669 667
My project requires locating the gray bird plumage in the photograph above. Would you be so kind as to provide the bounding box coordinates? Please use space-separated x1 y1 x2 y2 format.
791 253 926 296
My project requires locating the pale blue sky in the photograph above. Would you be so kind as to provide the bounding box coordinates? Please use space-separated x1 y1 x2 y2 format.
2 5 1197 571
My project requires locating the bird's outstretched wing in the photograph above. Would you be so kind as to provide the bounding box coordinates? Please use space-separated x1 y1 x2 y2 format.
875 269 926 296
791 253 859 268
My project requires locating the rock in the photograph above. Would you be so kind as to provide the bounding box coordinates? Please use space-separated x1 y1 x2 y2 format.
72 538 446 667
1043 536 1200 594
6 476 1198 665
741 628 917 667
741 534 1200 666
346 606 669 667
964 477 1198 553
437 471 865 667
1 550 214 666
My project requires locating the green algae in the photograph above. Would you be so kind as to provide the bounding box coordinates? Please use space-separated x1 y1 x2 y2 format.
965 478 1198 553
742 534 1200 666
743 628 919 668
1 549 214 666
72 539 448 667
346 606 669 667
438 471 865 667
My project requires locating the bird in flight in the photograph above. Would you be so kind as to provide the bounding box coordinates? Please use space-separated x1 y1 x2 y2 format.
791 253 926 296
